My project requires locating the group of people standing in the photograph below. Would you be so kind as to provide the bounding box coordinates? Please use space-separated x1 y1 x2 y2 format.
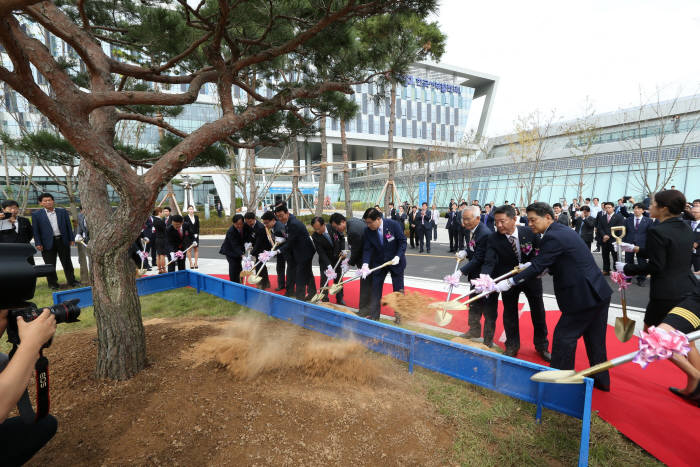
137 205 201 273
218 203 408 322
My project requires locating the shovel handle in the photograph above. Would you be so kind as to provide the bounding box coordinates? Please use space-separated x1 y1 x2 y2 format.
610 225 626 242
455 266 524 303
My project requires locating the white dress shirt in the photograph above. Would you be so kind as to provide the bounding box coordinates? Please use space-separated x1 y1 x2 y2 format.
45 208 61 236
377 220 384 244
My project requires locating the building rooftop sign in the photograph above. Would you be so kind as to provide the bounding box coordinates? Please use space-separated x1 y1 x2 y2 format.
402 75 461 94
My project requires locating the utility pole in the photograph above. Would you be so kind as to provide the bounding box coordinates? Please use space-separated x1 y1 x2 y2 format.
425 150 431 205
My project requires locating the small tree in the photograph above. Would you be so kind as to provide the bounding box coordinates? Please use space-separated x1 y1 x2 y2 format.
624 90 700 197
507 110 557 206
564 98 600 201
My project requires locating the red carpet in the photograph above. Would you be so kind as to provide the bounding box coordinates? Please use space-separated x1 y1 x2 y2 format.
213 273 699 466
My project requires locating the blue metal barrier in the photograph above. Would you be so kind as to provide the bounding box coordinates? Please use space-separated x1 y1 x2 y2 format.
55 270 593 466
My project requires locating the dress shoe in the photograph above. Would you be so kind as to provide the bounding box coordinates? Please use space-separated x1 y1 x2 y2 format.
419 249 424 253
461 330 481 339
670 384 700 404
275 286 286 291
336 299 347 307
537 349 552 363
394 312 402 325
426 250 431 254
49 284 60 291
504 347 519 358
593 380 610 392
602 270 610 276
69 281 82 287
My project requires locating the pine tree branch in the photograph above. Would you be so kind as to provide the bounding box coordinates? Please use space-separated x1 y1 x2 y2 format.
116 112 188 139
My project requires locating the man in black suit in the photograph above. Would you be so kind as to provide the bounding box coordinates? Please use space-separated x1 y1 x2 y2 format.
445 204 459 252
623 203 653 286
244 212 271 290
166 215 195 272
219 214 250 282
388 202 399 222
494 202 612 391
407 205 418 249
261 211 287 289
552 203 570 226
458 206 497 347
331 213 371 315
415 202 432 253
687 205 700 272
572 205 596 251
482 205 550 361
162 206 172 226
481 204 495 231
311 216 346 305
31 193 78 289
274 203 317 301
457 201 468 249
595 201 625 275
0 200 34 264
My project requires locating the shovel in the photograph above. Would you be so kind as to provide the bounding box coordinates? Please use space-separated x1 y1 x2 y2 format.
611 226 636 342
328 257 399 295
310 254 346 303
530 329 700 384
247 242 281 285
429 256 462 326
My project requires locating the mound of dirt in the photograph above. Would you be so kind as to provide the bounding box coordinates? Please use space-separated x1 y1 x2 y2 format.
27 314 456 466
380 291 437 322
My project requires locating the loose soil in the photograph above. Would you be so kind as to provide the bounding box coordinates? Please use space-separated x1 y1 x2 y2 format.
27 314 456 466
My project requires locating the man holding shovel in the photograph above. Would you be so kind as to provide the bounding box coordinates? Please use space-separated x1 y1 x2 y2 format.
489 202 613 391
362 208 407 321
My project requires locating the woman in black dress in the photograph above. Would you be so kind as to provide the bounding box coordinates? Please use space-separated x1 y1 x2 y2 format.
618 190 696 329
184 205 200 269
152 207 168 274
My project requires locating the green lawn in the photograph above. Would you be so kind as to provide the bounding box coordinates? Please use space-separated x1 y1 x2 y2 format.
5 272 658 465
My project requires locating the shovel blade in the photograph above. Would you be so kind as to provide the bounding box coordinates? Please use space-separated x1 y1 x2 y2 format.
434 309 453 327
309 293 323 303
428 300 467 311
248 274 262 284
614 317 636 342
328 284 343 295
530 369 583 384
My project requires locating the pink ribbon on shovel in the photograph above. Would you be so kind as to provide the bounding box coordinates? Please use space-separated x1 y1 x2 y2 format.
633 326 691 369
610 271 631 291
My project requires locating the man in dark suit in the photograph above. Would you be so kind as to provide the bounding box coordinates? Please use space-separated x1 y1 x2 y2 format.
494 202 612 391
0 200 34 264
274 203 317 301
260 211 287 289
244 212 271 290
596 201 625 275
142 211 159 268
552 203 570 226
311 216 346 305
445 204 459 252
407 205 418 249
457 201 468 249
331 213 371 315
458 205 498 346
687 205 700 272
162 206 172 226
31 193 78 289
166 214 194 272
219 214 250 282
388 203 399 222
573 205 596 251
481 204 495 231
362 208 407 321
415 202 432 253
623 203 653 286
482 205 550 361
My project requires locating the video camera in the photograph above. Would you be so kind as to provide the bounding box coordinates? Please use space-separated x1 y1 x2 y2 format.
1 243 81 347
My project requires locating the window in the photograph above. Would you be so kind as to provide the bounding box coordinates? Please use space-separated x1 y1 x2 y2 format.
356 115 362 133
427 104 431 122
402 119 407 138
412 120 417 139
368 116 374 134
422 122 427 139
436 106 441 124
380 116 385 135
445 108 450 125
417 102 422 121
362 94 368 114
407 101 412 120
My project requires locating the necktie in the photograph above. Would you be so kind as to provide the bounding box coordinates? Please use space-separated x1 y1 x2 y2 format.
508 235 519 261
379 227 383 245
179 228 183 238
12 221 17 233
635 218 639 230
607 214 611 223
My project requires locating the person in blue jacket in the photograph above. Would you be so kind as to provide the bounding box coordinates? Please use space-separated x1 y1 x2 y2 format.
361 208 407 322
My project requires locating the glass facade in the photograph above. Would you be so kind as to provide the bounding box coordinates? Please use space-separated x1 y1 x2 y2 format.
347 142 700 207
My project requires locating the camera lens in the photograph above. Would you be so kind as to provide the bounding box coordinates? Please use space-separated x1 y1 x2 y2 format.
50 299 81 324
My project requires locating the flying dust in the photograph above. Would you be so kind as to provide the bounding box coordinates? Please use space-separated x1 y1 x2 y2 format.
190 315 379 384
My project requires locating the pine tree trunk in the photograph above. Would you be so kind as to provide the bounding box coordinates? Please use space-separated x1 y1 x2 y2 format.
340 119 352 218
316 115 328 217
384 80 397 215
79 161 147 380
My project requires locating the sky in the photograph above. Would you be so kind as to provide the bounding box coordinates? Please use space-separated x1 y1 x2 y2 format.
433 0 700 136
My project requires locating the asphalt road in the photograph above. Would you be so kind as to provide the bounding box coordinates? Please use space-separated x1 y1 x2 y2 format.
196 238 654 309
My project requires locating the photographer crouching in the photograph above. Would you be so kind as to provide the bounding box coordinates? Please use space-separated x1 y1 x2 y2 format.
0 308 57 466
0 243 81 465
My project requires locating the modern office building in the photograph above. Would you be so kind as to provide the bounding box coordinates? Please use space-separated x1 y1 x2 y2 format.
1 21 499 213
349 94 700 207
